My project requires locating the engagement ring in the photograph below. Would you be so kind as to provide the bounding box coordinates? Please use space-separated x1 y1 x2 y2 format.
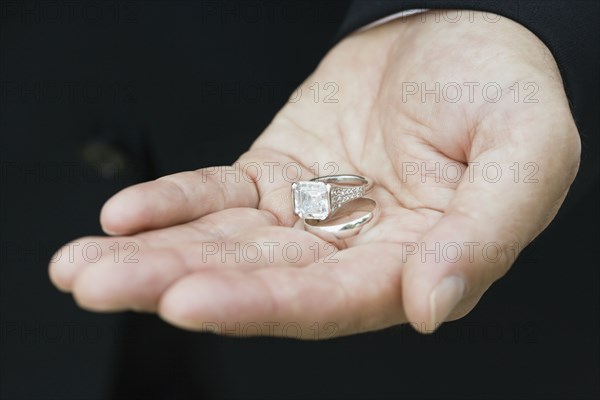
291 174 373 220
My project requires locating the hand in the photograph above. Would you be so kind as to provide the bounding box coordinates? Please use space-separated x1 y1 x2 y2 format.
49 11 580 338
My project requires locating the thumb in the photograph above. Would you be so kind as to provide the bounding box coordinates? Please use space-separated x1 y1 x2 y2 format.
402 108 580 334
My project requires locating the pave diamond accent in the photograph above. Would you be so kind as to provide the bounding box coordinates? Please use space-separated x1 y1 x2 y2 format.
330 186 364 212
292 181 330 220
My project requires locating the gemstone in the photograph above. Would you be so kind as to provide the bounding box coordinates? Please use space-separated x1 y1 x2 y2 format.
292 181 330 220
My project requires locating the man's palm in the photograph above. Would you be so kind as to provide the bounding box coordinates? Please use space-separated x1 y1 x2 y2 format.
50 12 580 338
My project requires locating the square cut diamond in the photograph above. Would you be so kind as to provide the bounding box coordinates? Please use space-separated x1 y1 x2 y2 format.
292 181 330 220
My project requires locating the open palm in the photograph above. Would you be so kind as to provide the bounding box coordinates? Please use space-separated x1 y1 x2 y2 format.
50 11 580 338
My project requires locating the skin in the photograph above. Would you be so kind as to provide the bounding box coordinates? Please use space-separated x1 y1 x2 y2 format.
49 11 580 339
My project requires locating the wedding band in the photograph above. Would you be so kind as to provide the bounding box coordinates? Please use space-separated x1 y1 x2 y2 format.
291 174 373 220
303 198 379 240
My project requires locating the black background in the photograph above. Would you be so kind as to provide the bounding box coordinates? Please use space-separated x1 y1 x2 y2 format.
1 1 598 399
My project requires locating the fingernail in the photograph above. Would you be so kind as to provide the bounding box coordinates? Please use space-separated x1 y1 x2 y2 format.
429 276 465 332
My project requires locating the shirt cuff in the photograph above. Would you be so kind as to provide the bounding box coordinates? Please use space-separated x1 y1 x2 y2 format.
357 8 428 32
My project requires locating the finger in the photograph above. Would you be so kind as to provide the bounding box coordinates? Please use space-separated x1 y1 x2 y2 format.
71 245 186 312
100 166 259 235
69 226 332 313
199 226 336 269
134 208 278 247
50 208 276 292
48 237 144 293
402 103 581 333
158 243 407 339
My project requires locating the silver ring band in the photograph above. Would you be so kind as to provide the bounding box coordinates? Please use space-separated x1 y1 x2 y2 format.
311 174 373 190
303 198 379 240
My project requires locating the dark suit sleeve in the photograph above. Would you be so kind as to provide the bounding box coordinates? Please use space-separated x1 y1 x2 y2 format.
337 0 600 211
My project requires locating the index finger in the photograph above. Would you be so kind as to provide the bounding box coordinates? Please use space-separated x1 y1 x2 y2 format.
100 166 259 235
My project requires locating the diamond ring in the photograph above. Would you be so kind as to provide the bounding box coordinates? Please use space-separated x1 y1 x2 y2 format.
291 174 373 221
